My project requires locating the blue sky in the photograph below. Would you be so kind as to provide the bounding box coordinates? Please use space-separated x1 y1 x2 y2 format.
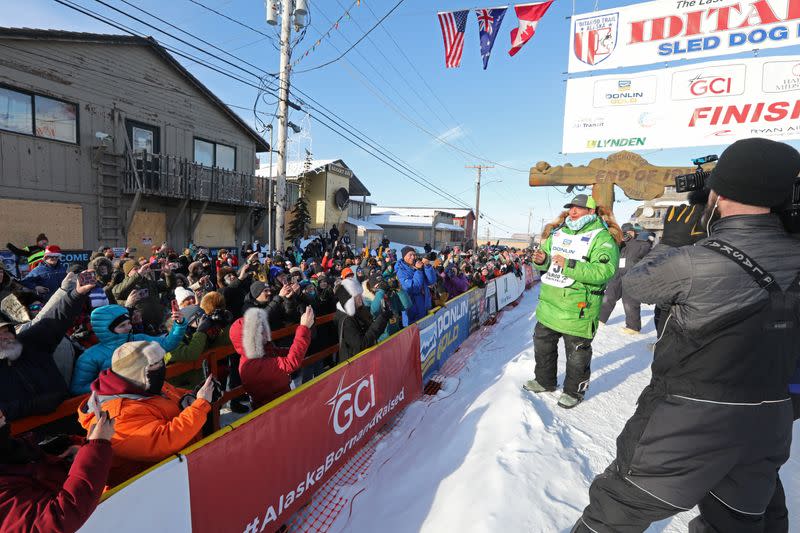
6 0 800 237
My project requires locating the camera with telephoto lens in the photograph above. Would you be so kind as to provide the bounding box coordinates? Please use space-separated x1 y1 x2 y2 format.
674 155 718 194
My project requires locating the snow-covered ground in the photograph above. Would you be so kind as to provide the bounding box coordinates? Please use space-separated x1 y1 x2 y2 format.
328 286 800 533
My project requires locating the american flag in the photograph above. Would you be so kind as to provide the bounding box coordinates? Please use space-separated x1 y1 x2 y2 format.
438 10 469 69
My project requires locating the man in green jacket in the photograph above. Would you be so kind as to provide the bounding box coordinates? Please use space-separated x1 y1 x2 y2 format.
525 194 619 409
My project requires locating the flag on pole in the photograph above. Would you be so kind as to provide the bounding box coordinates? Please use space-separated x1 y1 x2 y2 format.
475 7 507 70
438 10 469 68
508 1 554 57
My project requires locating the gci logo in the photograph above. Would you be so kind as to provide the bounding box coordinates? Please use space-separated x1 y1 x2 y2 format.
327 374 376 435
689 75 733 96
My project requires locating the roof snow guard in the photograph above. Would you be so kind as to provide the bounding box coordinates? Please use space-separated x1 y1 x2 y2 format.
0 27 270 152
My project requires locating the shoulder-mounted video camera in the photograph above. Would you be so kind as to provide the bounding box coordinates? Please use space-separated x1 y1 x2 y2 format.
676 154 800 233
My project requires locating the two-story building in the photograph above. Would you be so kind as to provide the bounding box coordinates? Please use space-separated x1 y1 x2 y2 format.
0 28 270 251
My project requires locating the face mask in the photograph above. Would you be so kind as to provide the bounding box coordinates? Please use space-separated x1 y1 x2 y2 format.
145 364 166 394
565 214 597 231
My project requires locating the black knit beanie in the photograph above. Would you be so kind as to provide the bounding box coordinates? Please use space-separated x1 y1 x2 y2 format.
707 138 800 208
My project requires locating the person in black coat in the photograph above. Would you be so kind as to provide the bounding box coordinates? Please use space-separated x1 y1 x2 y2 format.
329 224 340 244
598 223 653 332
334 277 390 362
0 273 93 421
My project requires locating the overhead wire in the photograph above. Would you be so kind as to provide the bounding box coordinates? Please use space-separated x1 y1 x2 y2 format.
50 0 516 225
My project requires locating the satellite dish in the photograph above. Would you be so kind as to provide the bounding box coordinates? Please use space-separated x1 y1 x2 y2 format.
642 207 655 218
334 187 350 210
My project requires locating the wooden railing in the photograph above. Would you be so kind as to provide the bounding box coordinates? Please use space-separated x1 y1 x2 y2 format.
11 313 338 436
122 150 270 207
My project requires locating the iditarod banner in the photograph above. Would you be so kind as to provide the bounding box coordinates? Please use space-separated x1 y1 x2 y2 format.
569 0 800 73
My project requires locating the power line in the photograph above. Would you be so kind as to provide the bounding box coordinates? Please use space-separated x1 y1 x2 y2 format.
294 0 406 73
185 0 277 41
49 0 517 227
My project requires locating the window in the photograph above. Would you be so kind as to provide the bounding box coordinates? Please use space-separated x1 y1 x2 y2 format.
0 86 77 143
194 138 236 170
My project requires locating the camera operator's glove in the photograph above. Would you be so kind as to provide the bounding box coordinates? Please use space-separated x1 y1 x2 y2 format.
661 203 705 247
187 377 224 404
179 393 198 410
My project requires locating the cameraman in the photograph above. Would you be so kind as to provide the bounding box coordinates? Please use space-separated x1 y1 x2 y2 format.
574 138 800 532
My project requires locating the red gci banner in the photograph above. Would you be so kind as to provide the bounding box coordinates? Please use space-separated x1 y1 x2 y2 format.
186 325 422 533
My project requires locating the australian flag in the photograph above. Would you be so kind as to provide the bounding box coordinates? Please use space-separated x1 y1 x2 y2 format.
475 7 507 70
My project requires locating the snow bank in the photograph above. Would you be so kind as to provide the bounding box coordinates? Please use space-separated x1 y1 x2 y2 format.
325 288 799 532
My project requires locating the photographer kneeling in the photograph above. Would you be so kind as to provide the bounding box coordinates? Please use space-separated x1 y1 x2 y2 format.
573 138 800 533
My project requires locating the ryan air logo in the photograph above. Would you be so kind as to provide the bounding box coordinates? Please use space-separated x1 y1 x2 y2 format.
327 373 376 435
573 13 618 66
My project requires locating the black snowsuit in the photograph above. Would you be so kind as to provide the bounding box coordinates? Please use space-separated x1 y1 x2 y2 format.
575 215 800 533
598 237 652 331
334 307 389 363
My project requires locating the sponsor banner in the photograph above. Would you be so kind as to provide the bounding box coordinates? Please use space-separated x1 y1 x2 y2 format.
468 287 488 333
485 279 498 316
563 55 800 152
186 326 422 533
496 272 527 309
419 290 474 382
524 264 537 288
79 457 191 533
569 0 800 73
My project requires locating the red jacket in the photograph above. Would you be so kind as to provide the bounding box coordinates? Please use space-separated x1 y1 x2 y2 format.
229 317 311 408
0 440 112 533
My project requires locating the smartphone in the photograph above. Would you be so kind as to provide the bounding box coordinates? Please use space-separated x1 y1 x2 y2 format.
78 270 96 286
171 300 180 314
138 288 149 298
39 434 72 456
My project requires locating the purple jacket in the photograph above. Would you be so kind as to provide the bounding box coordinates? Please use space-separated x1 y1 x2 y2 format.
443 272 469 299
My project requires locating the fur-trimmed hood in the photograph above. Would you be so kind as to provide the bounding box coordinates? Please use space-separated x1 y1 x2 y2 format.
229 307 271 360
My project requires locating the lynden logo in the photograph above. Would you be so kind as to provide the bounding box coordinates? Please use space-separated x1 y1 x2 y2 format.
586 137 646 149
573 13 618 66
671 65 746 101
763 61 800 94
327 373 376 435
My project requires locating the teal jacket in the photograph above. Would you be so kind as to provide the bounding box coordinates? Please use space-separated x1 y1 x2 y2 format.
69 304 187 394
534 217 619 339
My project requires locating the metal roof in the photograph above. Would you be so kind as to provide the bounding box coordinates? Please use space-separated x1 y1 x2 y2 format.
0 27 270 152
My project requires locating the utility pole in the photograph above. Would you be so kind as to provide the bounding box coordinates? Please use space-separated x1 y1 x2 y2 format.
466 165 493 246
527 209 532 236
274 0 294 251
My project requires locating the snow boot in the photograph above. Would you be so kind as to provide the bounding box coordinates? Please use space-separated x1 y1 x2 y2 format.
523 379 556 393
557 392 581 409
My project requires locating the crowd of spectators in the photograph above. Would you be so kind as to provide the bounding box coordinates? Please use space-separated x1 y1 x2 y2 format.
0 230 531 532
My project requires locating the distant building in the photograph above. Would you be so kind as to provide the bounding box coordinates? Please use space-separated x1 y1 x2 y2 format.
369 207 473 250
630 186 690 239
256 158 383 248
478 233 534 248
0 28 271 251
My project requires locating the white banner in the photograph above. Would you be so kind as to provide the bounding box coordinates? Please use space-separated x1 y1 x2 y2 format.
562 55 800 153
79 457 192 533
496 272 527 309
568 0 800 73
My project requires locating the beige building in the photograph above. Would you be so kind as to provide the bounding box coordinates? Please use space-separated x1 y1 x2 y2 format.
368 207 470 249
0 28 270 251
256 158 383 248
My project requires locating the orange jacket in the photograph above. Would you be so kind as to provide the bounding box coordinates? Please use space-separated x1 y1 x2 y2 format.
77 382 210 487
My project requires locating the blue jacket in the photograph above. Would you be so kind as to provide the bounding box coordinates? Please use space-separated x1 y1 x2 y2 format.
69 305 187 394
396 260 437 324
21 261 68 299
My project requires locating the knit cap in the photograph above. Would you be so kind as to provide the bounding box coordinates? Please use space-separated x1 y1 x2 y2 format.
335 277 363 316
174 287 195 305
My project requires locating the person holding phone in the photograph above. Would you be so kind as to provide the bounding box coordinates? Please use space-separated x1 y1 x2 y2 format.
0 406 115 533
69 303 187 395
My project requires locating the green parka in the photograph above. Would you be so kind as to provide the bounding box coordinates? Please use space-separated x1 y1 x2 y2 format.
533 217 619 339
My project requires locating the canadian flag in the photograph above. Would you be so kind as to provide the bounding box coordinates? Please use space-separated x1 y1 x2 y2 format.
508 1 554 57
